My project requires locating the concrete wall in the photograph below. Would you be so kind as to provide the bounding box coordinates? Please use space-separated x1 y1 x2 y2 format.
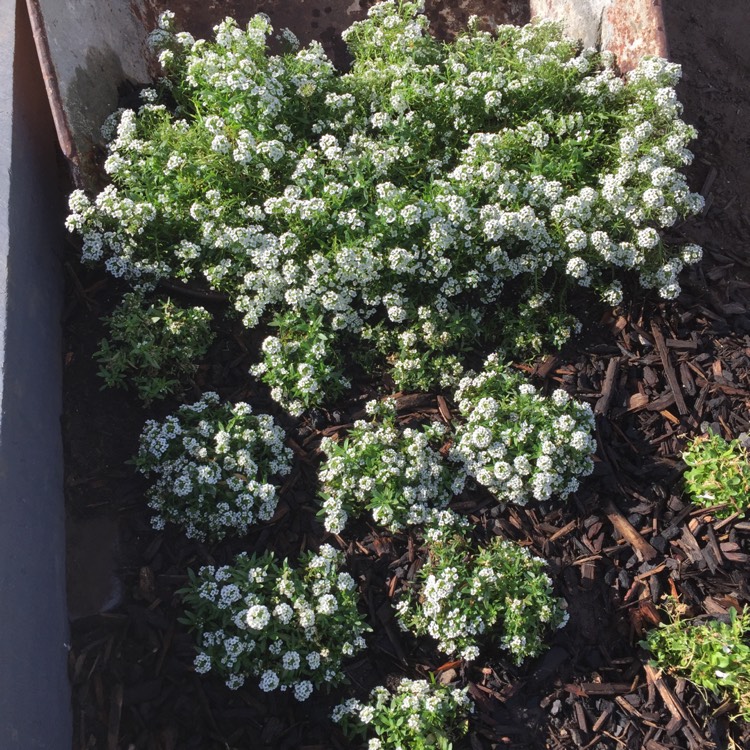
0 0 70 747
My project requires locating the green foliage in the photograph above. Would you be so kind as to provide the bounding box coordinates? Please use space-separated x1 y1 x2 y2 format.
67 1 704 412
682 431 750 517
65 7 714 742
642 602 750 721
94 290 214 404
250 312 349 416
332 677 473 750
395 533 566 663
179 544 370 697
317 399 466 534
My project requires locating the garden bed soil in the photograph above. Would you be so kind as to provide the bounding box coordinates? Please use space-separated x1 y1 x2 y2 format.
64 1 750 748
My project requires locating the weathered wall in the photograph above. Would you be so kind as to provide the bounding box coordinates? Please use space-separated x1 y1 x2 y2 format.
26 0 152 185
529 0 668 71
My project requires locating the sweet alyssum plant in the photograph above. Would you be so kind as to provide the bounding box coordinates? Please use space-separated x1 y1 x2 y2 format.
332 678 473 750
249 311 349 417
180 544 369 698
318 399 465 534
135 391 293 540
66 1 704 409
395 533 567 663
450 353 596 504
95 289 215 403
642 602 750 721
682 431 750 517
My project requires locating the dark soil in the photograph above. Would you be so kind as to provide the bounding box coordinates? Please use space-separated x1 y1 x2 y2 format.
64 1 750 748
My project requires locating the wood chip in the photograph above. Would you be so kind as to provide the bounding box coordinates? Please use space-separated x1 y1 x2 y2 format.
666 338 698 351
643 665 706 747
591 702 613 732
679 361 697 396
604 500 658 562
580 561 597 589
628 392 650 411
700 165 717 196
107 684 124 750
569 683 633 696
549 520 577 541
535 354 561 380
615 695 644 719
677 527 704 565
393 393 436 412
436 394 452 423
651 321 689 415
659 409 680 425
645 392 677 412
595 357 621 415
635 562 667 581
704 524 725 568
574 701 588 732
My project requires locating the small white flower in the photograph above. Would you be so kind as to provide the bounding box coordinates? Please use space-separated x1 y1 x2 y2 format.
294 680 314 701
273 602 294 624
282 651 301 671
259 670 280 692
225 673 245 690
245 604 271 630
193 652 211 674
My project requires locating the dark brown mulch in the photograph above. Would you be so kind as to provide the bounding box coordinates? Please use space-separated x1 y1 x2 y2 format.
64 1 750 748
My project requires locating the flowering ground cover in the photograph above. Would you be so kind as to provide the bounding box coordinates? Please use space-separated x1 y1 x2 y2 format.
62 1 750 748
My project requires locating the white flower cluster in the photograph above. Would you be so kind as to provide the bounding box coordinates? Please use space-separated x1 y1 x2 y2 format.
181 544 369 697
318 399 466 534
65 1 704 407
395 535 566 664
450 354 596 505
332 677 473 750
249 313 349 416
135 391 293 540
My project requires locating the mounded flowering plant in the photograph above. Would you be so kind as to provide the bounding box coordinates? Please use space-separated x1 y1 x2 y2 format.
66 1 704 409
317 399 465 534
395 533 567 664
135 391 293 540
180 544 370 698
450 353 596 505
95 289 215 404
249 311 349 417
332 677 473 750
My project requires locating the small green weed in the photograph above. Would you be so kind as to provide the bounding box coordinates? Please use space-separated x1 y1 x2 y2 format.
682 431 750 517
642 601 750 722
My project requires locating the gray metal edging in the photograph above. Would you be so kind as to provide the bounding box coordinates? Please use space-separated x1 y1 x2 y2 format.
0 0 71 747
